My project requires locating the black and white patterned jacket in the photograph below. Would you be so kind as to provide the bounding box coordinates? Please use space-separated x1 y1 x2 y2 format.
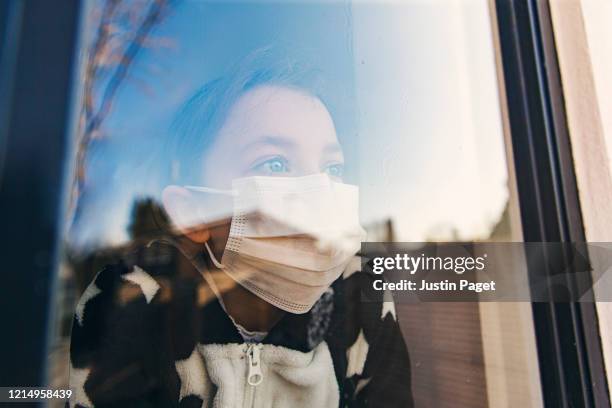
68 240 413 407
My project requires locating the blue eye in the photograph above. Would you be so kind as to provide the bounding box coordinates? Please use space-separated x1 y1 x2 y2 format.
252 157 290 175
325 163 344 178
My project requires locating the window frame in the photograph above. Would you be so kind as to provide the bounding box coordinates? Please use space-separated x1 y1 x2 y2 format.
494 0 610 406
0 0 82 387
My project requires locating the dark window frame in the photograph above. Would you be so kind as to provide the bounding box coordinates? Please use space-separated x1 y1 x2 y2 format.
495 0 610 406
0 0 82 387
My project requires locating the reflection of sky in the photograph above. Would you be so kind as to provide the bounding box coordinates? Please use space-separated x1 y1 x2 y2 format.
72 0 508 248
353 0 508 240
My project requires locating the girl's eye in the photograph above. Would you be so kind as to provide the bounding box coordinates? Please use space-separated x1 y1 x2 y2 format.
252 157 290 175
325 163 344 178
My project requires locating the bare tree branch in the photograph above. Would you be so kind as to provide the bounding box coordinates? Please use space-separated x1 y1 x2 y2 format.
67 0 174 232
84 0 120 122
87 0 168 135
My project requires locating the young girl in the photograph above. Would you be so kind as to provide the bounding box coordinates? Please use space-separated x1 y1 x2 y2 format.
68 50 413 408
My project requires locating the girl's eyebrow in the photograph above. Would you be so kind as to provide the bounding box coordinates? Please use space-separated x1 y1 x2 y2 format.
323 143 343 155
239 135 296 153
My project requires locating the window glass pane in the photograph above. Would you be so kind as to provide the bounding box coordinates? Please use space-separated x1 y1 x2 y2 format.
48 1 542 407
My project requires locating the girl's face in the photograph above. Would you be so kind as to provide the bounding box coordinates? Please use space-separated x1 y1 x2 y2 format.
201 85 344 188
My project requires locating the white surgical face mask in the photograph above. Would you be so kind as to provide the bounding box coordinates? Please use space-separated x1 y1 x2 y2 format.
185 173 366 314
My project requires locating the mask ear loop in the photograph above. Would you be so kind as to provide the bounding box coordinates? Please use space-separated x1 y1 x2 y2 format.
181 185 238 314
179 184 232 298
203 241 260 334
157 211 233 314
200 241 231 314
204 241 225 269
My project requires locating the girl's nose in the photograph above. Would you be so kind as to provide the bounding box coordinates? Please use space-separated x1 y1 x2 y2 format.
292 157 324 177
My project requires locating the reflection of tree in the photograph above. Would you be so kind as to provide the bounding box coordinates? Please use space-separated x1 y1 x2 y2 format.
68 0 175 226
422 199 511 242
488 201 511 241
57 197 174 397
128 197 171 239
69 197 170 292
363 218 395 242
425 223 461 242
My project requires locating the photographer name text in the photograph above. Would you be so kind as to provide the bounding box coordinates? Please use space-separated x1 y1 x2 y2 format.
370 253 497 293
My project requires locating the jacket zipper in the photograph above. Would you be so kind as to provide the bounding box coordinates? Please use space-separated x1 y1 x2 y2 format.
247 343 263 385
245 343 263 407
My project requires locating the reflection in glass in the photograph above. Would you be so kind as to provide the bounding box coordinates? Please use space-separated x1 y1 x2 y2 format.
47 1 542 407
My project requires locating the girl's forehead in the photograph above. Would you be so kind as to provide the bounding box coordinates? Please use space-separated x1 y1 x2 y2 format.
214 85 338 149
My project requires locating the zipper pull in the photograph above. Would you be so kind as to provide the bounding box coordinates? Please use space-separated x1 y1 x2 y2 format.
247 344 263 386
